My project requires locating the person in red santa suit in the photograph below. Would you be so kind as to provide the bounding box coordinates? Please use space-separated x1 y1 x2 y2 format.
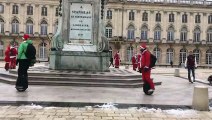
9 45 18 69
131 54 137 71
137 53 142 73
140 43 155 93
114 51 120 68
4 45 10 71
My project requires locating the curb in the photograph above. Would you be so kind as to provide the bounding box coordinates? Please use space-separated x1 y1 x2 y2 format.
0 101 194 110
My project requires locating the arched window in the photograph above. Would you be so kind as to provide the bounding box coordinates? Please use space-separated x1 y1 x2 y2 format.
127 46 133 62
180 27 187 41
39 42 47 60
12 5 18 14
40 20 48 35
0 4 4 13
166 48 174 64
206 50 212 65
141 25 148 40
208 15 212 24
106 10 112 19
193 49 200 64
155 13 161 22
129 10 134 21
169 13 174 22
26 19 33 34
105 24 112 38
0 18 4 33
207 28 212 42
182 13 187 23
0 40 3 57
142 12 148 21
167 26 174 41
41 6 47 16
179 49 187 64
154 26 161 40
127 25 135 40
153 47 161 63
27 5 33 15
11 19 19 34
193 27 201 42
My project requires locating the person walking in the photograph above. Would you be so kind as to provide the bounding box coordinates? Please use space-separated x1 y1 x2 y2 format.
131 54 137 71
109 57 114 67
4 45 11 71
9 45 18 69
16 34 32 92
114 51 120 68
137 53 142 73
140 43 155 93
170 60 173 68
185 51 197 83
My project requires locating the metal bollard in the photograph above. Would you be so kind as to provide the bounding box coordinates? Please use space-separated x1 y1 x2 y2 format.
174 68 180 77
192 86 209 111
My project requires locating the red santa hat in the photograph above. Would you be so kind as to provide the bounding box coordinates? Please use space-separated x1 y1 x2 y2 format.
140 43 147 49
22 34 29 40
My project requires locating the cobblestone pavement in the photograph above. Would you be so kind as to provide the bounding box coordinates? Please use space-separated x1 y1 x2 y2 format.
0 105 211 120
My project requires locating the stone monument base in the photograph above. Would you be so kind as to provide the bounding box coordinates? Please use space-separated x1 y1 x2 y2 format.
49 51 110 72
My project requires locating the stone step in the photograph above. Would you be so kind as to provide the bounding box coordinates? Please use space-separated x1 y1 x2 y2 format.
9 70 141 79
0 76 162 88
0 73 142 84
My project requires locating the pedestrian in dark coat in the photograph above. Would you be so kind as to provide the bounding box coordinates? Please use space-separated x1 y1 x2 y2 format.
185 51 197 83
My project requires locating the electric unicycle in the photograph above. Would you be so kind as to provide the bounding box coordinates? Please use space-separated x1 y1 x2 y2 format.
143 79 154 95
16 87 27 92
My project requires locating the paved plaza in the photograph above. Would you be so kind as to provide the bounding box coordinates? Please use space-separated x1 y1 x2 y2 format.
0 62 211 119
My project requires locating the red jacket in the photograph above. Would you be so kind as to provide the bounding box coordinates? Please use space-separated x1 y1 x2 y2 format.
132 56 137 65
4 46 10 62
137 54 141 68
141 49 151 69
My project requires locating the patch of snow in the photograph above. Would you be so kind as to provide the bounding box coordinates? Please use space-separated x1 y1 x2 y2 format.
94 102 118 110
23 103 43 109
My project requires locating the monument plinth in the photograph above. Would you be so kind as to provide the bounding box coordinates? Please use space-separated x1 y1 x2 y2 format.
50 0 109 71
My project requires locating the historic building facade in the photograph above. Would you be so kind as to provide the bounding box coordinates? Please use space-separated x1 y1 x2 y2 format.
105 0 212 67
0 0 212 67
0 0 59 61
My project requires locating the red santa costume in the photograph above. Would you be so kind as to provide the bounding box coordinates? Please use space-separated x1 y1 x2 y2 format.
137 53 141 72
9 46 18 69
114 51 120 68
140 43 155 91
4 45 10 71
131 55 137 71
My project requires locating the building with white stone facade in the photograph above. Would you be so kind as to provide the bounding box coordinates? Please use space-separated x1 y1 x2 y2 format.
0 0 212 67
106 0 212 67
0 0 59 61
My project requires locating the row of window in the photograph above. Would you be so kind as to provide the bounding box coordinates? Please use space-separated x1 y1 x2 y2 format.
0 42 48 59
126 47 212 65
0 4 59 16
106 10 212 24
0 18 58 35
105 24 212 42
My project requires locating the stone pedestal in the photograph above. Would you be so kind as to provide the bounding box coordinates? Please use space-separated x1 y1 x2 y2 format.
49 0 110 72
192 86 209 111
50 51 109 72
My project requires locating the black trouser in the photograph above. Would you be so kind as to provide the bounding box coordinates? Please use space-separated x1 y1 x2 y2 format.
187 67 195 81
109 60 114 67
16 59 30 89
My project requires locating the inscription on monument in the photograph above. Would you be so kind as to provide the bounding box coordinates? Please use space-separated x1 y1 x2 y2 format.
69 3 93 41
